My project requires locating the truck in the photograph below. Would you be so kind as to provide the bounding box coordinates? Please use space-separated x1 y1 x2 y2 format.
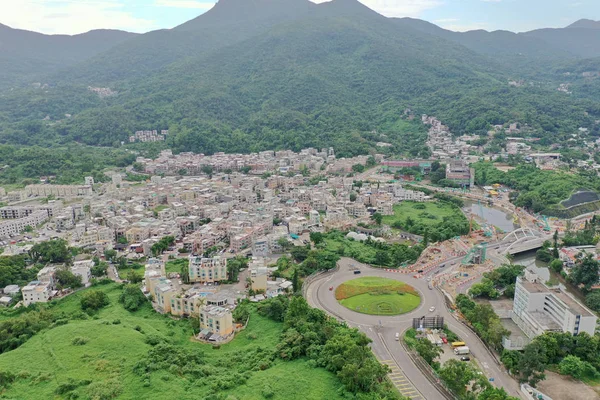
454 346 470 355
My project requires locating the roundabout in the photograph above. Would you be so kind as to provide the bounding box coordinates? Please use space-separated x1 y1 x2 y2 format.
335 277 420 316
304 257 522 400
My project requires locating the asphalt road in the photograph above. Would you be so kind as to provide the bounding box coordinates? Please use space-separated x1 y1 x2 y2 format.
305 257 523 400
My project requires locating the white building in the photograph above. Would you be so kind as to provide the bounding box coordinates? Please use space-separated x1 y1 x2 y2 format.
511 269 597 339
0 210 48 238
21 281 51 306
71 260 93 286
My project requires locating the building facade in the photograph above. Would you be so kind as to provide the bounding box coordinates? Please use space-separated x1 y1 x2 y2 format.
188 256 228 283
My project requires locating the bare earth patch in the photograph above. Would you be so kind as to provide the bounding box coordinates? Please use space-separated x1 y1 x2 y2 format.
536 371 600 400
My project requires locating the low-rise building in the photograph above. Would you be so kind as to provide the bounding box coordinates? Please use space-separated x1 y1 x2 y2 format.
22 281 51 306
71 260 93 286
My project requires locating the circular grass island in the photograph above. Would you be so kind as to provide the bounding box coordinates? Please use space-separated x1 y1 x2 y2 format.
335 277 420 316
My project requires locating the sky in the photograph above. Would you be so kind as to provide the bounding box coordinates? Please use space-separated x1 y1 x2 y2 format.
1 0 598 35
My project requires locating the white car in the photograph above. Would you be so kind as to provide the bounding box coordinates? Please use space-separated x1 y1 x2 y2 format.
429 306 436 312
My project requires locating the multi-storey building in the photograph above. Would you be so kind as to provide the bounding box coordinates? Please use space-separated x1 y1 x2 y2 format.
0 210 49 238
22 281 51 306
188 256 228 283
510 269 597 340
199 305 234 336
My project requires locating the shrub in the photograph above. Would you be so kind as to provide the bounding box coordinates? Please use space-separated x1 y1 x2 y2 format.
80 290 109 313
86 379 122 400
71 337 89 346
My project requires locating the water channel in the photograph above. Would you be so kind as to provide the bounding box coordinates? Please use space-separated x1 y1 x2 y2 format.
463 200 519 233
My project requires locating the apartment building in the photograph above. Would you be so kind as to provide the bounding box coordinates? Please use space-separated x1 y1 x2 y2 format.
0 211 48 238
170 292 203 317
188 256 228 283
199 305 234 336
25 184 92 198
510 269 597 340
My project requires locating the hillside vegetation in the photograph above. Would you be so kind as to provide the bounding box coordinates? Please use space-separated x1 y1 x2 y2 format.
0 0 599 165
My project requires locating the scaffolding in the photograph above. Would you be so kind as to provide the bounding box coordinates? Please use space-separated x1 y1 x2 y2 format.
462 242 488 265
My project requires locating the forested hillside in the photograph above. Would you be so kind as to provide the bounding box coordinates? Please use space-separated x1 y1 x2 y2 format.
0 0 600 170
0 24 137 88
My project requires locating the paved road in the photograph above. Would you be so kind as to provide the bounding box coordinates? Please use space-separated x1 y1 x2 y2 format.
305 257 523 400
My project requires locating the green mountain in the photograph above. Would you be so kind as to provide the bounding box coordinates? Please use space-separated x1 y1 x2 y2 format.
0 24 137 88
0 0 599 162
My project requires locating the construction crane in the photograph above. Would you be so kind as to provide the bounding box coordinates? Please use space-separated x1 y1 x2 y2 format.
542 215 551 232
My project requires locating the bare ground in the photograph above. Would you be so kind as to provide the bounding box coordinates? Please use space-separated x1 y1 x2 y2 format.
536 371 600 400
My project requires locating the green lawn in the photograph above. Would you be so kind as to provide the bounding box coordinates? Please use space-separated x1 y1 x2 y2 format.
382 201 461 228
336 277 420 316
0 284 345 400
165 258 187 274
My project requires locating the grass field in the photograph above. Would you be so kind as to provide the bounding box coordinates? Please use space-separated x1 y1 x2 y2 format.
336 277 420 316
0 284 345 400
382 201 462 228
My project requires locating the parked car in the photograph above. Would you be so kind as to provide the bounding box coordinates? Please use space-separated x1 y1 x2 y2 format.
429 306 436 312
353 270 361 275
460 356 471 361
329 286 334 291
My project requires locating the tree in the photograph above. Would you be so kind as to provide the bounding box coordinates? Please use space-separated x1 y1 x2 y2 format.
290 245 310 263
117 236 128 245
438 359 477 398
80 290 110 313
309 232 324 245
91 262 108 277
119 284 148 312
126 269 143 284
477 387 519 400
292 268 300 293
277 237 292 251
549 258 563 274
201 165 213 177
349 192 357 202
518 341 547 386
352 164 365 173
570 253 600 291
415 339 442 366
103 249 117 263
585 290 600 312
54 269 83 290
29 239 71 264
180 262 190 284
559 355 585 379
371 213 383 225
226 256 247 282
552 230 560 259
366 155 376 167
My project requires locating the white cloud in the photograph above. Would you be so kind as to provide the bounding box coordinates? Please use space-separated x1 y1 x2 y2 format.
154 0 214 9
310 0 443 17
1 0 157 35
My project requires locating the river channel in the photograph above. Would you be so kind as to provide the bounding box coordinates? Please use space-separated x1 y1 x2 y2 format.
463 200 518 233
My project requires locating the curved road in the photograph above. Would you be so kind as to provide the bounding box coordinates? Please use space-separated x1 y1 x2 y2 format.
305 257 523 400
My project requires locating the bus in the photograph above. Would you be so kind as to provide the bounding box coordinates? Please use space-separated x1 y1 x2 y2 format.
451 341 466 348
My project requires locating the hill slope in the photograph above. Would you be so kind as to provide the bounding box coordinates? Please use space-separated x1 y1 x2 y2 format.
0 0 598 160
0 24 137 88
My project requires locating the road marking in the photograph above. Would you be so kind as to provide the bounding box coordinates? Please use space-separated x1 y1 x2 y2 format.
379 358 422 399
